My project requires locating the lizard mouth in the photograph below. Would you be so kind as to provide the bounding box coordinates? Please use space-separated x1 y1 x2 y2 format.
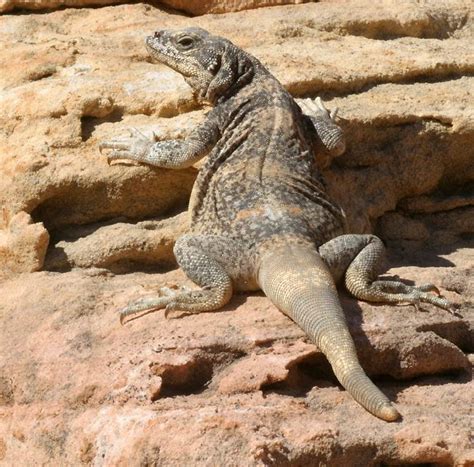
145 35 178 63
144 34 210 80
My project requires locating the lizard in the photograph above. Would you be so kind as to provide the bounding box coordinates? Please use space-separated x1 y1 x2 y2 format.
99 27 454 421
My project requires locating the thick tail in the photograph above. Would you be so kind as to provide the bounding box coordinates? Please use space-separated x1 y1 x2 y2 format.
258 242 400 422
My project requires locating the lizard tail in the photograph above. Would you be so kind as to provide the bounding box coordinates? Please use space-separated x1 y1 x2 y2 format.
258 242 400 422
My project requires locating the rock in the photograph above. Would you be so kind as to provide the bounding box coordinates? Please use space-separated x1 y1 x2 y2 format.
0 0 119 13
216 341 317 394
1 1 473 276
399 192 474 214
44 211 189 272
0 0 473 464
393 423 462 465
0 251 472 464
0 377 14 406
158 0 308 16
378 207 474 249
0 0 309 14
0 212 49 277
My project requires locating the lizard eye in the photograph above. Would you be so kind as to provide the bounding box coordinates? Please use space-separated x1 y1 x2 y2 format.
177 36 194 49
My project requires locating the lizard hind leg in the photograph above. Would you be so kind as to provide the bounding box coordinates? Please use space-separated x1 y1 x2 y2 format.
319 234 455 313
119 234 237 324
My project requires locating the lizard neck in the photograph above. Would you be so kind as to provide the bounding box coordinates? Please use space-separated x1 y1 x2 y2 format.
206 52 272 105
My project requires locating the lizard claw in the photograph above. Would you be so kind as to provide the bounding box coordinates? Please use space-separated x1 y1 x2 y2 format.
118 285 195 324
99 127 155 164
316 97 339 122
119 295 169 324
314 96 326 112
128 127 148 139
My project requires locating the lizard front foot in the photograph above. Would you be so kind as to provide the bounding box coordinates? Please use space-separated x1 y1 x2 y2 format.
299 97 346 157
299 96 339 123
99 127 155 164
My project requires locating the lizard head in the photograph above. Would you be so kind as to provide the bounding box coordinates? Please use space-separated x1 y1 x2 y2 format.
145 27 255 103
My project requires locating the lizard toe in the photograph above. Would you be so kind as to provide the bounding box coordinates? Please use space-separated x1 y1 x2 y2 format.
119 295 171 324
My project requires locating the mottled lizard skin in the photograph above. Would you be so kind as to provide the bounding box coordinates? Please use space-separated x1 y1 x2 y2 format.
100 27 454 421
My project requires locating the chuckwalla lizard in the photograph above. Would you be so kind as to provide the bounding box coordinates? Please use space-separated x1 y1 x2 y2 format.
100 27 454 421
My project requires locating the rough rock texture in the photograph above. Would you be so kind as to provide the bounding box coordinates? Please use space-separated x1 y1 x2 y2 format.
0 249 472 465
0 0 308 14
0 212 49 278
44 212 189 272
0 0 473 464
158 0 308 16
1 0 473 275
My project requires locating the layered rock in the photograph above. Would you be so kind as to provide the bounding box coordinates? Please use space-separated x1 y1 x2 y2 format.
0 0 472 465
0 0 308 14
1 0 472 275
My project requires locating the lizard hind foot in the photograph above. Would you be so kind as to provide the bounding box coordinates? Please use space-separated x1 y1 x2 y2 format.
118 284 230 324
119 295 169 325
361 280 458 315
119 286 193 324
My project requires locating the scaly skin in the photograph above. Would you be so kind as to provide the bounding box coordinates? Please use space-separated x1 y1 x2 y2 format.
258 243 399 421
100 27 455 421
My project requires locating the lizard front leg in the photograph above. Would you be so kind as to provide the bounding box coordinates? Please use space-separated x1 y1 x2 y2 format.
319 234 456 313
299 97 346 161
99 112 221 169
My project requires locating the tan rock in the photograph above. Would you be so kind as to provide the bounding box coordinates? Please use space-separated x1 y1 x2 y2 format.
0 0 308 14
394 423 455 465
44 211 189 272
0 249 472 464
0 0 473 464
0 212 49 277
159 0 308 15
0 0 122 13
1 1 473 275
378 206 474 249
216 341 317 393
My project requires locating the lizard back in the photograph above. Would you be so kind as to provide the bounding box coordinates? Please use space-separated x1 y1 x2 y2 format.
188 71 346 247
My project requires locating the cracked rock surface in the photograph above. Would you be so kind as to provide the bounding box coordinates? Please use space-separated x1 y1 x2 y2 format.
0 0 473 465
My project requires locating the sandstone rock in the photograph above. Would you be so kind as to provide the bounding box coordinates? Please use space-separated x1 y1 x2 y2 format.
0 0 308 14
0 212 49 277
1 1 473 278
0 0 122 13
0 0 473 464
0 249 472 464
378 207 474 249
44 211 189 272
158 0 308 16
216 341 317 394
